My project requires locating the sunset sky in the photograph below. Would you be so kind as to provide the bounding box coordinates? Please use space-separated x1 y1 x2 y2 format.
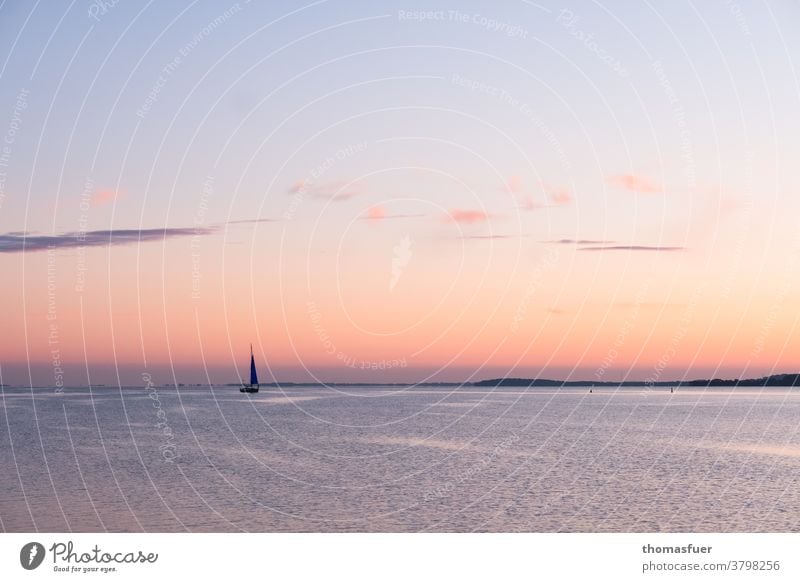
1 1 799 385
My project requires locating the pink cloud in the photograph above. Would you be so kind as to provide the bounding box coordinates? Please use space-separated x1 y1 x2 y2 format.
502 175 522 194
446 209 490 224
548 187 573 205
519 186 572 209
91 189 122 207
288 179 306 194
366 205 385 220
546 307 566 315
519 196 544 211
607 174 661 193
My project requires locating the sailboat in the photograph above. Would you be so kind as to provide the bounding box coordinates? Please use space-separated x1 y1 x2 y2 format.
240 344 260 393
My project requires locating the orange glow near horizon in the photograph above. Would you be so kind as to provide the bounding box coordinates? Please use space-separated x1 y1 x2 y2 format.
5 217 800 385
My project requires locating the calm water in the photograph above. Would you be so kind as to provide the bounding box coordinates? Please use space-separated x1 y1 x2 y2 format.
2 385 800 532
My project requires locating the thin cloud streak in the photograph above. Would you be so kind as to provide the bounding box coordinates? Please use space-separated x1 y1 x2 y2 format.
578 245 684 252
226 218 278 225
545 238 615 245
359 205 424 221
0 217 281 253
288 179 363 201
359 213 425 221
459 234 523 240
0 227 216 253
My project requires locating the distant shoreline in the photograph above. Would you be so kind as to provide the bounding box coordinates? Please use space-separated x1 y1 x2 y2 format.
471 373 800 388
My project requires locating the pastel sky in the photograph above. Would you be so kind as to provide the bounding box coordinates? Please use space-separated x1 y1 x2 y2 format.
1 1 799 385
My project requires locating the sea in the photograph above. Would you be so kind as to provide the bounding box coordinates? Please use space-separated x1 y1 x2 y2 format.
2 384 800 532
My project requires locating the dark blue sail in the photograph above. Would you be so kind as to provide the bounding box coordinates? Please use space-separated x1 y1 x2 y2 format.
249 346 259 386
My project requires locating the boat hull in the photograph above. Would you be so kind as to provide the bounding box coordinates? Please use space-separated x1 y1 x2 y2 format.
240 385 259 393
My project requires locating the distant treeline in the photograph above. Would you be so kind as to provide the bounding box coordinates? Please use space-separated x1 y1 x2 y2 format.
473 374 800 387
